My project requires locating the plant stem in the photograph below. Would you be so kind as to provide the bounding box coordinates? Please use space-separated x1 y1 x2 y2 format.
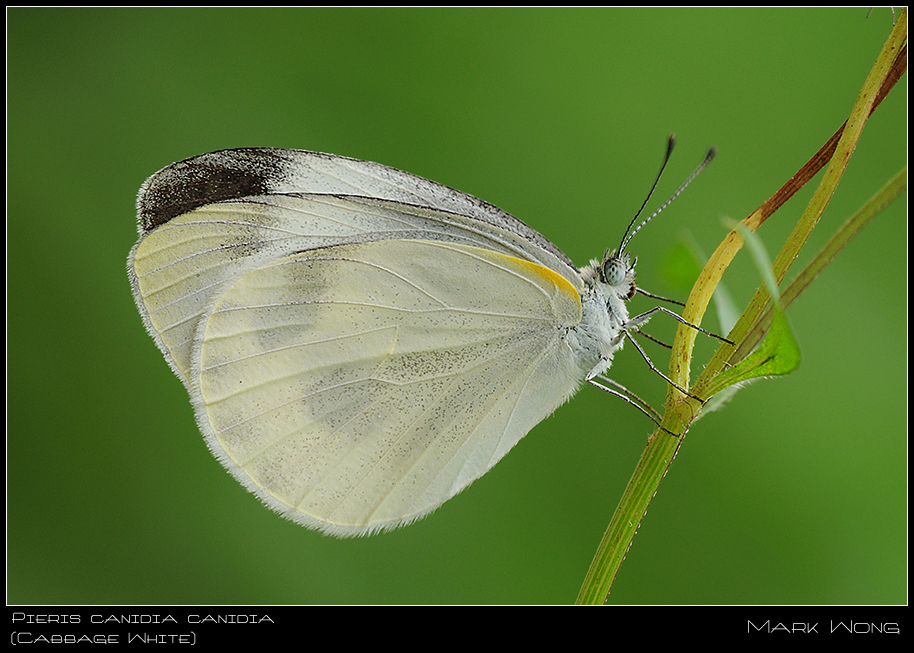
575 9 907 605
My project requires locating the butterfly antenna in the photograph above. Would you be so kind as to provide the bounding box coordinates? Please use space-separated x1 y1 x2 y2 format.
618 135 677 256
620 143 717 255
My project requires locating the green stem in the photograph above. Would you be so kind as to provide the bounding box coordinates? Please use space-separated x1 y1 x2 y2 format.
742 167 907 352
575 10 907 605
716 11 908 370
575 428 682 605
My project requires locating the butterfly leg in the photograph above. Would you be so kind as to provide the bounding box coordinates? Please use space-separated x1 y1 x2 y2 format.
587 374 677 436
626 305 733 344
622 331 705 403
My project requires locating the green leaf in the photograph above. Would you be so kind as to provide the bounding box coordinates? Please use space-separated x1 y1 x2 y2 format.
704 306 800 397
703 223 801 397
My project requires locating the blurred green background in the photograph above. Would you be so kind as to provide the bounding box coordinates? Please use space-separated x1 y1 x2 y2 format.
8 7 905 605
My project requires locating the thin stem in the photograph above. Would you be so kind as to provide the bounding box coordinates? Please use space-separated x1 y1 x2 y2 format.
575 10 907 605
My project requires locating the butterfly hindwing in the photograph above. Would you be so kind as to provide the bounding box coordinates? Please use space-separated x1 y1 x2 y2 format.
192 238 584 534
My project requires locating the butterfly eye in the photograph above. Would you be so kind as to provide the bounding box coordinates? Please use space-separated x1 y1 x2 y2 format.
602 256 627 287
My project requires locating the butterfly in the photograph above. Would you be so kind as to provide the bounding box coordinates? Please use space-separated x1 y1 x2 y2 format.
128 142 715 536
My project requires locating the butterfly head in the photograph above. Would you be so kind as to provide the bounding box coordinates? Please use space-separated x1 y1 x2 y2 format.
578 248 637 343
600 249 637 301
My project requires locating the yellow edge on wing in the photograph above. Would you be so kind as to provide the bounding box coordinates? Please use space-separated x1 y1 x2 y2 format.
486 251 581 306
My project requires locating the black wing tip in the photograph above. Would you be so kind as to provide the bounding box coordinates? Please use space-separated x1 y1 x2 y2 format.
136 149 296 232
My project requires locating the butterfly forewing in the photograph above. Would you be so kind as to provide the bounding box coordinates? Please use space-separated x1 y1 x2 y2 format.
129 185 581 379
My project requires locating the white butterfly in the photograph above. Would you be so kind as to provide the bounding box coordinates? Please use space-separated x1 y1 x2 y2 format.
128 144 714 536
